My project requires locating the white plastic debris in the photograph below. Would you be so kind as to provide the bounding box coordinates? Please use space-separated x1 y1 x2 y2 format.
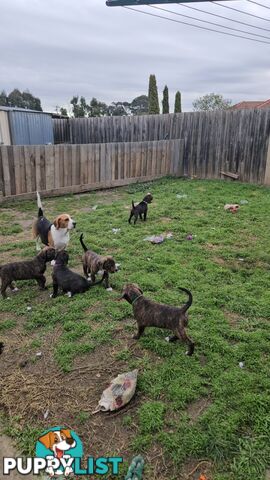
92 205 98 210
176 194 187 199
43 410 49 420
36 352 42 357
27 306 32 311
144 235 164 244
239 362 244 368
112 228 121 234
93 369 138 413
51 260 56 266
106 287 113 292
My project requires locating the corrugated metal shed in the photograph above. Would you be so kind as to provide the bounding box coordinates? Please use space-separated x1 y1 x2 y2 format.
0 107 54 145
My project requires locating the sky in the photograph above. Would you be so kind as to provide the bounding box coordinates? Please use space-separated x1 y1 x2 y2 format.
1 0 270 112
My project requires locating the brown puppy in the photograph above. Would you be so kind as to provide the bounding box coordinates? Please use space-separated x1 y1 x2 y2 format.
121 283 195 355
128 193 153 225
80 234 118 290
0 247 55 298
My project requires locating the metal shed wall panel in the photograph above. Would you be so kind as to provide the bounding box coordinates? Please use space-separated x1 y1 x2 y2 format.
8 111 54 145
0 111 11 145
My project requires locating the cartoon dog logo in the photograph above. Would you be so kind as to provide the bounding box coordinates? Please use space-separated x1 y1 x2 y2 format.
38 428 77 476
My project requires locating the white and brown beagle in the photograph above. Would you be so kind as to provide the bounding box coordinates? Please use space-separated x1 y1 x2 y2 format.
38 428 76 476
32 192 76 251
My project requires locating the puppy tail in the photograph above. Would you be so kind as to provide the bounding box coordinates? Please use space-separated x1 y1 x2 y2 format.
179 287 193 313
79 233 88 252
37 191 43 217
132 200 135 209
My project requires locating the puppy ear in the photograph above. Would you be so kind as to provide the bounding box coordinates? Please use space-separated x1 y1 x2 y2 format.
60 429 71 439
38 431 54 450
121 293 129 301
53 217 61 229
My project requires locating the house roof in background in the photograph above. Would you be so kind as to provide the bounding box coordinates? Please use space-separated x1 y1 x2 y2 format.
231 100 270 110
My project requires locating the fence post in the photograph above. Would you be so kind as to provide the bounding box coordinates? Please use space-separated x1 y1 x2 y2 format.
264 137 270 186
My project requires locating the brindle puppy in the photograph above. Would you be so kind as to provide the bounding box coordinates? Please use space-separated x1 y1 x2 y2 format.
0 247 55 298
128 193 153 225
80 234 118 290
121 283 195 356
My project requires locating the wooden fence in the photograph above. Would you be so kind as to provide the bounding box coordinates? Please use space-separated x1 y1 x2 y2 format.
0 140 182 201
53 110 270 186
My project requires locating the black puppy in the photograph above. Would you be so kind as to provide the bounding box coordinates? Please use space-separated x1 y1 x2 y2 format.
128 193 153 225
51 250 100 297
0 247 55 298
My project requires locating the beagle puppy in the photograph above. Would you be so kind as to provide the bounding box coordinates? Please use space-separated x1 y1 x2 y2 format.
32 192 76 251
38 428 76 476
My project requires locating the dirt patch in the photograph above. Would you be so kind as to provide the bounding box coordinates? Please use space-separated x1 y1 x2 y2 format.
0 430 36 479
224 310 244 327
160 217 172 224
145 444 177 480
203 243 220 252
187 397 212 424
180 459 213 480
213 256 226 266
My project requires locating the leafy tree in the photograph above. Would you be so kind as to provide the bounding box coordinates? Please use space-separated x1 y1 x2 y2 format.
70 96 89 117
5 89 42 110
60 107 68 116
8 89 25 108
107 102 129 116
174 91 182 113
162 85 169 114
148 74 160 114
0 90 8 106
89 97 108 117
130 95 148 116
193 93 232 111
22 90 42 110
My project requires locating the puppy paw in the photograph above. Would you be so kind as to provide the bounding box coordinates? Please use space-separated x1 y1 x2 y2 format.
165 336 170 342
106 287 113 292
49 293 54 298
12 287 19 293
50 260 56 266
67 291 72 298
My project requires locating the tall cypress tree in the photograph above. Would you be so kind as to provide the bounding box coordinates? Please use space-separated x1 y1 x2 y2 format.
174 91 182 113
162 85 169 114
148 74 160 114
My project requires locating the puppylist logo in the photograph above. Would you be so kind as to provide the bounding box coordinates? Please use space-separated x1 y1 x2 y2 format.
3 426 122 476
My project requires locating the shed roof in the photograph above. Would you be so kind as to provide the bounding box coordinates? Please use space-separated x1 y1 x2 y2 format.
0 106 51 115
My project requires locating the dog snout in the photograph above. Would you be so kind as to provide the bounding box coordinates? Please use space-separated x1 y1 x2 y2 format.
72 221 76 228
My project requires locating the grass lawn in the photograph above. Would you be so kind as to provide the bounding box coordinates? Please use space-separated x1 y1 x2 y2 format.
0 177 270 480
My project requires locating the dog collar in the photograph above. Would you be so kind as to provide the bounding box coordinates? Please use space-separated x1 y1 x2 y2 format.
132 294 143 305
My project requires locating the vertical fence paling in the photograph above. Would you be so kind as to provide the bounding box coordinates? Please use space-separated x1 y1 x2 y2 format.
0 139 182 200
53 110 270 185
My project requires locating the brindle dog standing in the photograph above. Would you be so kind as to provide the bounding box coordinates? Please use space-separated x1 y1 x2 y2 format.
80 234 118 289
128 193 153 225
0 247 55 298
121 283 195 355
